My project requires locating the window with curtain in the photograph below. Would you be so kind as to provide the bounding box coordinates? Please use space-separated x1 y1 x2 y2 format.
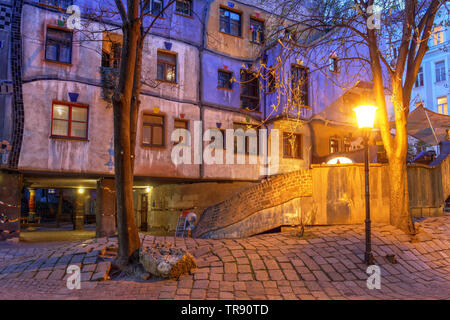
437 96 448 115
250 18 264 44
219 7 242 37
142 114 165 147
51 101 88 139
157 51 177 83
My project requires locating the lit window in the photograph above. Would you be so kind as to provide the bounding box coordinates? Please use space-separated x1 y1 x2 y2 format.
330 137 340 154
437 96 448 115
283 133 302 159
142 114 165 147
415 67 424 87
175 0 192 16
435 61 446 82
250 18 264 44
219 7 242 37
101 34 122 69
45 27 72 64
157 51 177 83
218 70 233 90
433 26 444 45
51 101 88 139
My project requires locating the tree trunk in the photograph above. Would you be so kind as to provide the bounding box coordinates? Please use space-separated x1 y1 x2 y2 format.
113 15 141 268
388 156 415 234
130 30 143 172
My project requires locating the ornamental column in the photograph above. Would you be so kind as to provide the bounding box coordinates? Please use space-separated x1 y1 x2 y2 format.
28 188 36 223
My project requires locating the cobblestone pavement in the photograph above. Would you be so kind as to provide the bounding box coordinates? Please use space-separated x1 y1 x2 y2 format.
0 215 449 300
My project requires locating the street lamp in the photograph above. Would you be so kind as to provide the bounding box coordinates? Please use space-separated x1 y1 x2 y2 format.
354 104 377 265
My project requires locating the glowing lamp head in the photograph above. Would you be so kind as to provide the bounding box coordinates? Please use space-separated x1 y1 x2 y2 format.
146 187 152 193
78 188 85 194
354 105 378 129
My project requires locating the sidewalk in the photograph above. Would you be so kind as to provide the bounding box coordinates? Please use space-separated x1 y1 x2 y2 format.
0 215 449 300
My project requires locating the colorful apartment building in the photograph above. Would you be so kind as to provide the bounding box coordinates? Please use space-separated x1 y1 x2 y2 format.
0 0 379 237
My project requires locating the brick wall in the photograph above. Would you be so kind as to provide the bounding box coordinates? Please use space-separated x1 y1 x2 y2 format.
192 170 313 238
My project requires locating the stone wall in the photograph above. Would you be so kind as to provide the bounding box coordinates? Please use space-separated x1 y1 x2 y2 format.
134 181 254 232
440 154 450 203
193 156 449 239
408 155 450 217
192 170 313 238
312 164 391 225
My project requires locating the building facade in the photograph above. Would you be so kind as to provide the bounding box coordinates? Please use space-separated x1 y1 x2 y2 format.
0 0 377 236
411 7 449 116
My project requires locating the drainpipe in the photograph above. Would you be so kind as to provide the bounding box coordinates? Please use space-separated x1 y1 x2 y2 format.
198 1 213 179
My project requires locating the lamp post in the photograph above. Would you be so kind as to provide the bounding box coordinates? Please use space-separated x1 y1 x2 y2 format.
354 105 377 265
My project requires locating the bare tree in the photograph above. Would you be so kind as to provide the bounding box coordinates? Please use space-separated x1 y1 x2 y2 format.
74 0 177 269
248 0 446 234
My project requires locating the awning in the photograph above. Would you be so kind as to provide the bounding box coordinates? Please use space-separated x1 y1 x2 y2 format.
407 105 450 145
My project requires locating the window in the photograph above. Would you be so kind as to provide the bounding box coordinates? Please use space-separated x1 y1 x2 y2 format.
51 101 88 139
219 7 242 37
283 133 302 159
218 70 233 90
415 67 424 87
438 96 448 115
102 37 122 69
266 67 276 94
330 137 340 154
39 0 73 9
250 18 264 44
45 27 72 64
343 136 351 152
433 26 444 45
240 68 259 111
329 57 340 73
157 51 177 83
174 119 189 145
145 0 164 17
233 123 258 155
291 65 309 106
175 0 192 16
142 114 165 147
435 61 446 82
